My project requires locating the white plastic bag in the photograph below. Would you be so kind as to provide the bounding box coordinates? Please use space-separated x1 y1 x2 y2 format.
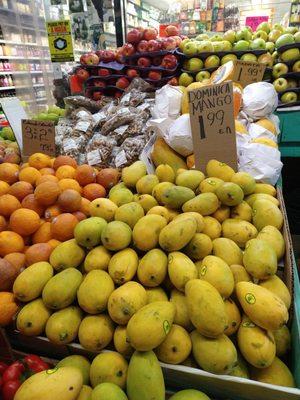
242 82 278 120
151 85 183 120
164 114 193 157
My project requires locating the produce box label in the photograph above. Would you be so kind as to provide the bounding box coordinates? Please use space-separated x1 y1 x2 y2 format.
22 120 56 159
47 20 74 62
233 60 266 88
188 81 237 171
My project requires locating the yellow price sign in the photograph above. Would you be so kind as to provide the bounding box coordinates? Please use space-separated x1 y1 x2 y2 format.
47 20 74 62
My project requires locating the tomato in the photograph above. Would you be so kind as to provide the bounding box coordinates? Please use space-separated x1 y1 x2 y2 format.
23 354 50 373
2 380 21 400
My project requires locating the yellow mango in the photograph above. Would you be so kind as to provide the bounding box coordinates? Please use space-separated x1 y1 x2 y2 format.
199 177 224 194
17 298 51 336
101 221 132 251
229 353 249 379
245 193 279 207
184 233 213 260
114 325 134 357
159 216 197 252
212 237 243 266
137 249 168 287
156 324 192 364
175 170 205 190
173 212 204 232
147 206 170 222
222 219 258 248
90 352 128 389
224 298 241 336
273 325 291 357
202 216 221 239
230 201 252 222
231 172 256 195
250 357 295 387
253 199 283 231
151 137 187 172
206 159 235 181
134 194 158 213
160 186 195 209
146 287 168 303
229 265 252 285
170 289 193 331
155 164 175 183
109 188 134 207
114 202 144 229
168 252 198 292
212 205 230 223
45 306 82 345
243 238 277 280
78 314 114 352
152 182 174 204
259 275 291 310
84 246 111 272
254 183 276 197
133 215 167 251
182 192 219 215
108 248 138 285
90 198 118 222
257 225 285 260
122 161 147 187
136 174 159 194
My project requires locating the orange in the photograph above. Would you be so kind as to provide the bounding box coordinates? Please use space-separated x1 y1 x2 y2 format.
25 243 52 266
44 204 62 222
34 181 61 206
0 181 10 196
83 183 106 201
19 167 41 186
55 165 76 180
75 164 96 186
57 189 82 212
0 216 7 232
0 194 21 217
9 181 33 201
58 178 82 193
47 239 61 249
32 222 52 244
0 292 19 326
4 252 26 273
51 213 78 241
0 163 19 184
73 211 87 221
36 174 59 186
39 167 55 176
80 198 91 216
28 153 52 169
10 208 40 236
21 194 45 216
53 155 77 170
0 231 24 256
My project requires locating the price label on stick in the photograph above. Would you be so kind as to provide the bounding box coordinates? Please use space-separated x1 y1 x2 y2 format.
233 60 266 88
22 120 56 160
188 81 237 171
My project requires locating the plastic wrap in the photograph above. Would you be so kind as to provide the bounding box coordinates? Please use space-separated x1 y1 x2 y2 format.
152 85 183 120
242 82 278 120
164 114 193 157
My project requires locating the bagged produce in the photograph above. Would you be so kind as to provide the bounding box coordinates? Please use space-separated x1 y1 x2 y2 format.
152 85 183 120
242 82 278 120
164 114 193 157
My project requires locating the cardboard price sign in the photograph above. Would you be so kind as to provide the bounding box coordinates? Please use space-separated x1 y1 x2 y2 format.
233 60 266 87
188 81 237 171
22 120 56 159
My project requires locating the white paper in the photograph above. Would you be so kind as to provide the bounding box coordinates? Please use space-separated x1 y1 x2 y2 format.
152 85 182 120
74 120 90 133
115 150 127 168
164 114 193 157
87 149 101 166
0 97 28 149
139 133 157 174
243 82 278 120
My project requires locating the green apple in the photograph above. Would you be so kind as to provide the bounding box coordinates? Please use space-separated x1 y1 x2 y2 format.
204 55 220 68
233 40 250 51
179 72 194 87
212 41 224 52
268 29 282 43
211 34 223 42
272 50 278 62
240 53 257 62
257 53 274 67
197 40 213 53
275 33 295 49
273 23 284 32
1 127 15 141
45 113 59 122
221 40 232 51
283 27 298 34
273 77 288 92
186 57 204 72
292 60 300 72
183 41 198 56
265 42 275 53
256 22 271 34
223 30 236 44
281 91 297 103
245 26 253 33
287 78 297 88
196 70 211 82
36 112 48 121
180 38 190 51
195 33 209 41
272 62 289 78
221 54 238 65
281 48 300 62
253 30 268 41
294 32 300 43
250 38 266 50
236 28 252 42
48 105 61 115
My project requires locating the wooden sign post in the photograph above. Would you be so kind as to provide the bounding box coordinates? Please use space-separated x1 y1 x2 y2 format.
22 120 56 160
233 60 266 88
188 81 237 171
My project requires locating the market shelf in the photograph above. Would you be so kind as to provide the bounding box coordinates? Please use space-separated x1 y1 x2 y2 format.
0 86 15 91
0 71 52 76
0 56 50 60
0 40 48 48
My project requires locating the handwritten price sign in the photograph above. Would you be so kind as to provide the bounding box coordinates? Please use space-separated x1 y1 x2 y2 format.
22 120 56 160
233 60 266 88
188 81 237 171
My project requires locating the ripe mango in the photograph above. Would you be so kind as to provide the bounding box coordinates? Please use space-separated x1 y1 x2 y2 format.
50 239 85 271
84 246 111 272
13 262 53 302
78 385 93 400
16 298 51 336
160 186 195 209
245 193 279 207
109 188 134 206
202 216 221 239
136 174 159 194
173 212 204 232
75 217 107 249
90 198 118 222
212 205 230 223
147 206 170 222
168 252 198 292
42 268 82 309
159 216 197 252
133 215 167 251
78 314 114 352
238 315 276 368
151 137 187 172
254 183 276 197
14 367 83 400
236 282 288 331
229 353 249 379
114 325 134 357
231 172 256 195
91 383 128 400
122 161 147 187
250 357 295 387
212 237 243 266
137 249 168 287
152 182 174 204
108 281 147 324
224 298 241 336
170 289 193 331
127 301 175 351
156 324 192 364
257 225 285 259
90 352 128 389
134 194 158 212
57 355 90 385
216 182 244 206
77 270 114 314
191 330 237 374
222 219 258 248
108 248 138 285
126 350 165 400
169 389 210 400
231 201 252 222
199 177 224 194
206 159 235 181
252 199 283 231
184 233 213 260
259 275 291 310
273 325 291 357
182 192 219 215
101 221 132 251
198 255 234 298
155 164 175 183
114 202 144 228
45 306 82 345
146 287 168 303
243 239 277 280
185 279 227 337
175 170 205 190
229 265 252 285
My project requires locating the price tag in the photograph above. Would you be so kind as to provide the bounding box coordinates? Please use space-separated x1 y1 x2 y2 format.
188 81 237 171
233 60 266 88
22 120 56 160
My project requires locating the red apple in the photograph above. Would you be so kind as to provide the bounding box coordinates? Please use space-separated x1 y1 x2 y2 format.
161 54 177 69
127 29 143 44
98 68 110 76
148 71 162 80
126 69 140 78
172 35 182 46
165 25 179 37
137 57 151 67
115 48 124 63
115 91 123 99
137 40 149 52
152 56 162 66
147 39 160 52
75 68 89 81
121 43 135 57
94 80 106 88
116 77 130 89
95 50 105 60
101 50 115 62
163 37 177 50
167 77 179 86
143 27 158 41
81 52 99 65
92 92 102 101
